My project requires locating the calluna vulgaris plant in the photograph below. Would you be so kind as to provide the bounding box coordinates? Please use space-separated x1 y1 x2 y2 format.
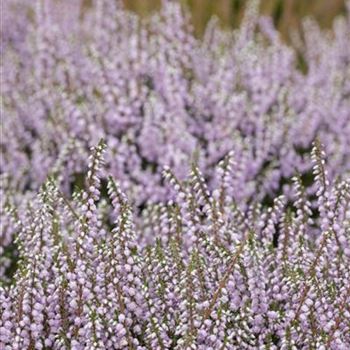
1 0 350 349
2 0 350 199
2 0 350 281
1 140 350 349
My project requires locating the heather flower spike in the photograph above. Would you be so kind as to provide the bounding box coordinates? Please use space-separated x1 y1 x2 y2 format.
1 139 349 348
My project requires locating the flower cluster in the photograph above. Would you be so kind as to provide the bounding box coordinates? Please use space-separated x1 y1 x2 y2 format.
2 0 350 283
2 0 350 204
1 0 350 348
1 141 350 349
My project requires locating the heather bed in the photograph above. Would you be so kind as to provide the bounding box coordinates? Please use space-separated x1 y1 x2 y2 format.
1 1 350 349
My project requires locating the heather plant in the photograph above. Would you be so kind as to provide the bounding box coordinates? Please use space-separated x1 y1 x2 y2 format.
1 141 349 349
2 0 350 277
2 0 350 202
1 1 350 348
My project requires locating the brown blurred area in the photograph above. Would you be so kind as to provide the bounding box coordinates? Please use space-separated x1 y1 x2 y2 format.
122 0 346 40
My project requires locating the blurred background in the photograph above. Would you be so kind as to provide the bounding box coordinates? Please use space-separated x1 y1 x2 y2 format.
121 0 346 40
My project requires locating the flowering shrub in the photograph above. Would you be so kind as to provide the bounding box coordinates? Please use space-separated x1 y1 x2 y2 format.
2 0 350 203
1 1 350 348
2 0 350 280
1 140 350 349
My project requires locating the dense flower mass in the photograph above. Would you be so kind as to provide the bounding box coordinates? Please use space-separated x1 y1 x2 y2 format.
2 0 350 201
1 140 350 349
1 0 350 349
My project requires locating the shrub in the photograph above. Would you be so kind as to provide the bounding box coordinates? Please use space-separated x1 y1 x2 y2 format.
1 141 349 349
1 1 350 348
2 0 349 204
